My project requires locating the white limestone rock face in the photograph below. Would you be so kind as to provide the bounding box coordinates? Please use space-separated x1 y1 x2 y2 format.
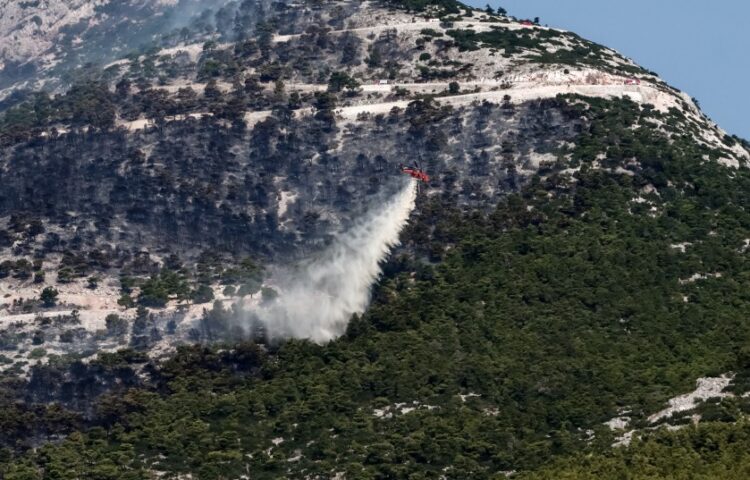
0 0 107 69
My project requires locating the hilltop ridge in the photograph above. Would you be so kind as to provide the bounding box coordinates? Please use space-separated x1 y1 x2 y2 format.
1 0 749 384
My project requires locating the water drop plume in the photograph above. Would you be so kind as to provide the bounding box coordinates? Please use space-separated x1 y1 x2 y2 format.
252 179 417 342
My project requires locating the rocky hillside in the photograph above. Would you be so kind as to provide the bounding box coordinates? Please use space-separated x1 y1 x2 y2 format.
0 0 239 93
2 0 750 478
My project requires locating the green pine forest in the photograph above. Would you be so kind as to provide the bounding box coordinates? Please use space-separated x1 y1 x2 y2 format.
3 93 750 479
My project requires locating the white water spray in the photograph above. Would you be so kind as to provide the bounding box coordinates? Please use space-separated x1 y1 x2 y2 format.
250 179 417 343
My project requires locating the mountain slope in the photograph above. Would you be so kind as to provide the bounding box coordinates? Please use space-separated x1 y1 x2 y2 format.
1 0 750 478
6 96 750 478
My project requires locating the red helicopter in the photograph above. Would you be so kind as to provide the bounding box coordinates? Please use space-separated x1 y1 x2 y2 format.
400 163 430 183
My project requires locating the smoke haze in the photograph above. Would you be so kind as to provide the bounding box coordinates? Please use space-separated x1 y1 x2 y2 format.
248 179 417 343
